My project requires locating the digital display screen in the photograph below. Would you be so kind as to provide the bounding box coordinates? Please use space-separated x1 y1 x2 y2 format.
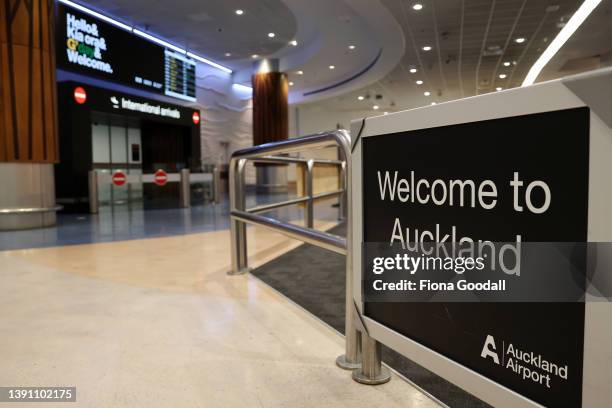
56 3 197 102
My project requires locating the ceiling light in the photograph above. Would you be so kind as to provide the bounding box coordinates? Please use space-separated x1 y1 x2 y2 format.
251 54 259 59
523 0 602 86
430 102 437 105
58 0 132 30
296 70 304 75
503 61 511 67
289 40 298 46
409 68 418 73
496 87 503 91
413 3 423 10
515 37 526 43
358 96 364 100
225 52 231 57
268 32 275 38
424 91 431 96
422 46 432 51
416 80 423 85
373 105 379 110
348 45 356 50
235 9 244 15
499 74 507 79
289 81 294 86
329 65 335 70
384 111 389 115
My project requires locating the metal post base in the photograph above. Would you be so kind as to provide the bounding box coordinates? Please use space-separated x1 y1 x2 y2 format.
352 365 391 385
335 354 361 370
227 267 251 276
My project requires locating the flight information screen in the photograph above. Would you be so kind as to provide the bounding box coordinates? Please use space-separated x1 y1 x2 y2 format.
164 51 196 101
56 3 197 102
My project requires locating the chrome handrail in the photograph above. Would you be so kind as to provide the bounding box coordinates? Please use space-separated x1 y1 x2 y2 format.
228 129 363 372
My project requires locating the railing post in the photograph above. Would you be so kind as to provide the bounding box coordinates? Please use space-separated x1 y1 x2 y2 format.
339 161 347 221
229 158 250 275
305 159 314 229
88 170 98 214
335 130 363 371
180 169 191 208
352 332 391 384
213 166 221 204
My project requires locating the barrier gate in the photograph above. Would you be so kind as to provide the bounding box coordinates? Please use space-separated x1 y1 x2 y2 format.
229 68 612 407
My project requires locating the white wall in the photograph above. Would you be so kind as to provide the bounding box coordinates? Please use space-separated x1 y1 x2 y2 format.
191 64 255 183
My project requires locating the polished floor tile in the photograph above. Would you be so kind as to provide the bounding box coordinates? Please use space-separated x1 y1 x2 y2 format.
0 223 439 408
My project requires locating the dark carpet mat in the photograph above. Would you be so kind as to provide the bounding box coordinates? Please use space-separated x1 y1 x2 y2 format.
251 224 490 408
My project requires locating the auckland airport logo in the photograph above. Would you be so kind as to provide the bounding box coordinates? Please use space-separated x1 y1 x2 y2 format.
480 335 569 389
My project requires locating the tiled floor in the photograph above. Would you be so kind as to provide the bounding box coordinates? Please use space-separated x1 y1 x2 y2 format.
0 193 342 251
0 220 440 408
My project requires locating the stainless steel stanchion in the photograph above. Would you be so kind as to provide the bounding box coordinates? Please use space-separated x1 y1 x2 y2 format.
336 132 362 371
229 158 250 275
180 169 191 208
305 159 314 229
352 332 391 384
213 166 221 204
88 170 98 214
339 161 347 221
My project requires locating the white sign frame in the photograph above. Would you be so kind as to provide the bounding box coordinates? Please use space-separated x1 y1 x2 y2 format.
350 67 612 408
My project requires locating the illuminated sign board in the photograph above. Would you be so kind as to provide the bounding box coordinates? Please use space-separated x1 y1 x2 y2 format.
56 3 196 102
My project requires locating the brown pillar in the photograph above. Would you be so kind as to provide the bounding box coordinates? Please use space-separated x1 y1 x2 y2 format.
251 59 289 193
0 0 59 229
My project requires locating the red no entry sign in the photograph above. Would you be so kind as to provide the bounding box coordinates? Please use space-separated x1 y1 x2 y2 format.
154 169 168 186
112 171 127 186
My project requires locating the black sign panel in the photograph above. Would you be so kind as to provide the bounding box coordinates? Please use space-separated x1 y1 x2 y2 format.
362 108 589 407
56 3 196 102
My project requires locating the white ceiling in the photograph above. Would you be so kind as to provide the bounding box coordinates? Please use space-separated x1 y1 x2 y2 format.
308 0 612 114
73 0 612 110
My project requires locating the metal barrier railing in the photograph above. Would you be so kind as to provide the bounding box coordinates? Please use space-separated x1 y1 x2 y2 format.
228 130 389 384
88 168 220 214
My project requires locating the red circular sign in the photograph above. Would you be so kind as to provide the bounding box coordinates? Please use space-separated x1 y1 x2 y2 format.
154 169 168 186
192 111 200 125
112 171 127 186
74 86 87 104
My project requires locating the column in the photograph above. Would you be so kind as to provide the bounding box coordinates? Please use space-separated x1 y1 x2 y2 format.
0 0 59 229
252 58 289 193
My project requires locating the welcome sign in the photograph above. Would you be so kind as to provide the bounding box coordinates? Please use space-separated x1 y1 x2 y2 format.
351 69 612 408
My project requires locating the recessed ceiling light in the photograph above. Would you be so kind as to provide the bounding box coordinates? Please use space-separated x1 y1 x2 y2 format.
296 70 304 75
289 40 298 46
348 45 356 50
424 91 431 96
329 65 335 70
416 80 423 85
235 9 244 15
251 54 259 59
413 3 423 10
225 52 231 57
409 68 418 73
373 105 379 110
430 102 437 105
499 73 507 79
496 87 503 91
358 95 364 100
268 32 275 38
289 81 294 86
503 61 511 67
515 37 526 43
422 46 432 51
